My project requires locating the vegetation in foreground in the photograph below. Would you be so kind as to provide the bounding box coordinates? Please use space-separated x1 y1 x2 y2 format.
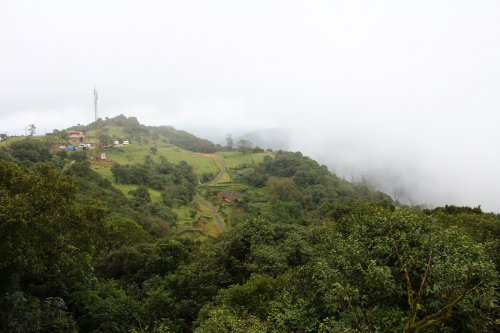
0 116 498 333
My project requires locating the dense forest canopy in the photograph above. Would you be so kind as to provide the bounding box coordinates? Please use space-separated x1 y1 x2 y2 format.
0 119 498 333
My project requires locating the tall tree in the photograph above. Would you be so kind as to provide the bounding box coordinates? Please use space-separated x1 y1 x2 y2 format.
225 134 234 151
28 124 36 136
0 161 105 295
236 139 253 154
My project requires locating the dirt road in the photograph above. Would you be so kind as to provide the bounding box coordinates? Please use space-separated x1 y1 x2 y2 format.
195 154 227 233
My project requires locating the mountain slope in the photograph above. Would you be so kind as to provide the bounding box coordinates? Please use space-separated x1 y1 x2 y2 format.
70 114 220 153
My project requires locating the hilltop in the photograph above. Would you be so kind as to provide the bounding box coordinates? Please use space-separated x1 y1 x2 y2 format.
68 114 221 153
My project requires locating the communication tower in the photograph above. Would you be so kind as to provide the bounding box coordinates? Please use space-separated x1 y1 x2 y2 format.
94 87 100 160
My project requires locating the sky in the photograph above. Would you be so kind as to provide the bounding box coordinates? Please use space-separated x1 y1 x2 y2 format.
1 0 499 211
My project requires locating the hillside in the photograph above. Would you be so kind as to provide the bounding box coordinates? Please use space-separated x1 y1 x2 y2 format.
70 114 221 153
0 116 498 333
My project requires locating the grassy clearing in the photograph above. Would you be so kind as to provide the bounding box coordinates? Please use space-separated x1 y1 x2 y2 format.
102 144 218 176
198 220 220 237
0 135 66 148
217 151 272 169
210 171 231 184
173 205 219 238
86 125 129 140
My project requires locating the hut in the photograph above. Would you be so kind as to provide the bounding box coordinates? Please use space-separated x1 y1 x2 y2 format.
218 189 244 204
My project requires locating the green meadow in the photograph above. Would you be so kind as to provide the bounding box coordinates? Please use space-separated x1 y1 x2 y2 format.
217 151 272 169
101 144 219 177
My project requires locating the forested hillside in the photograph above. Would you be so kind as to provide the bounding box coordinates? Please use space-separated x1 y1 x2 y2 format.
0 120 498 333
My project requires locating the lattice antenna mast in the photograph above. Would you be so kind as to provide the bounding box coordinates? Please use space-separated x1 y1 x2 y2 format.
94 87 100 160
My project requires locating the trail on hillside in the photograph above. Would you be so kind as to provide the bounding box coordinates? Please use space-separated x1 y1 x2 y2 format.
194 194 225 233
200 155 226 186
195 154 227 233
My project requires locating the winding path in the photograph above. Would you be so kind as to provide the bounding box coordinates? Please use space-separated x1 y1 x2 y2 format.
194 154 227 233
200 155 226 186
194 193 225 233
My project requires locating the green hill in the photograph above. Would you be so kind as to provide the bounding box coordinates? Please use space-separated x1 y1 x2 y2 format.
0 115 497 333
72 114 220 153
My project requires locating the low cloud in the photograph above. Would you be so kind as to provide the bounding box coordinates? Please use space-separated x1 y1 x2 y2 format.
1 0 499 211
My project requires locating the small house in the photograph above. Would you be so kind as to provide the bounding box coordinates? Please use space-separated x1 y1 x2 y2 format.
66 131 85 144
218 189 244 204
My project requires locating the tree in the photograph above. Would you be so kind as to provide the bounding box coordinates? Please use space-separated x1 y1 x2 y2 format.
236 139 253 154
0 133 8 141
70 280 141 332
104 214 149 249
0 160 106 299
201 172 215 183
9 139 51 163
99 134 111 147
28 124 36 136
225 134 234 151
336 208 498 333
129 186 152 208
267 177 302 203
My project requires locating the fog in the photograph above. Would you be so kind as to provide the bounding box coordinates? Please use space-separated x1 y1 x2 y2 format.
1 0 499 211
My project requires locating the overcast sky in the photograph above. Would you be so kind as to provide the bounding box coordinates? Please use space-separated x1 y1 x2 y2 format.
1 0 499 211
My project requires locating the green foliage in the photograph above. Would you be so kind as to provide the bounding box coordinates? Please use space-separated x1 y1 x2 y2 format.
0 161 105 294
244 171 268 187
0 292 77 333
71 280 142 332
145 239 190 277
153 126 218 153
260 151 393 206
190 208 497 332
430 204 483 215
195 307 268 333
0 126 498 333
149 202 178 227
201 172 215 183
334 208 498 333
210 274 277 319
267 176 302 202
9 138 51 163
80 114 220 153
70 149 88 162
129 186 152 207
65 159 129 210
0 160 106 331
105 214 150 249
111 157 197 206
